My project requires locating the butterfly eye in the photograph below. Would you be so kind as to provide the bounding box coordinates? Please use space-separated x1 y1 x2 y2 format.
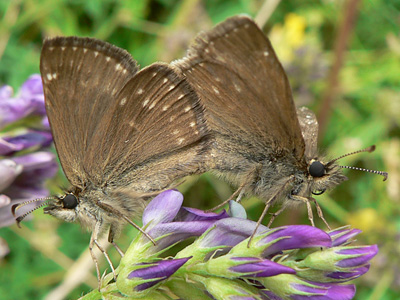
63 194 78 209
309 161 325 178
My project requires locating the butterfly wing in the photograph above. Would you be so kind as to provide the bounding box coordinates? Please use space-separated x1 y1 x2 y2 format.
41 37 209 191
173 16 305 167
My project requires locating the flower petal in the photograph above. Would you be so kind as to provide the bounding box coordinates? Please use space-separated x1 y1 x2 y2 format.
128 257 191 291
229 200 247 219
336 245 378 268
230 257 296 277
0 159 23 191
142 190 183 226
329 227 362 247
175 206 229 222
3 131 53 155
200 218 269 248
260 226 332 257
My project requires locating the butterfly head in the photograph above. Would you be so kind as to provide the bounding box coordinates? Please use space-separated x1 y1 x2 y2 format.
306 145 387 196
43 192 80 223
307 158 348 195
12 188 99 229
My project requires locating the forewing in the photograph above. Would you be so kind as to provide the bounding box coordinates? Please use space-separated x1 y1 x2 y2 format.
40 37 138 188
83 63 210 190
174 15 305 161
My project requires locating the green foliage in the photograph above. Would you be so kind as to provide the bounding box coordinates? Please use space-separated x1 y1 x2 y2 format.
0 0 399 299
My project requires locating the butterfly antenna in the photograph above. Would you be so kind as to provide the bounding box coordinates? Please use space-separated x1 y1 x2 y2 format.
326 145 388 181
11 197 55 228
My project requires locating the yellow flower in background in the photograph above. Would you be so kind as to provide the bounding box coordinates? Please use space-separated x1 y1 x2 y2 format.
347 208 383 233
269 13 306 62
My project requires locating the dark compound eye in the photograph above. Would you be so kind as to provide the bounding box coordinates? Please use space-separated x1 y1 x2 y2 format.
63 194 78 209
309 161 325 178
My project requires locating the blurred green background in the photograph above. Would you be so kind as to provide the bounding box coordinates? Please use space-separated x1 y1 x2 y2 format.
0 0 399 299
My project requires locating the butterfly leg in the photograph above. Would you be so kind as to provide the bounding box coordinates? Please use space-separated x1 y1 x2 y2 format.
93 239 117 281
89 222 102 288
268 206 287 227
290 195 315 227
310 197 331 230
108 226 125 257
206 184 245 212
247 176 296 247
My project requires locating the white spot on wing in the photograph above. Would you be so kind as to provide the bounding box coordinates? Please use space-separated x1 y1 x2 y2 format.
163 78 168 84
162 105 169 111
72 47 77 51
120 97 127 106
143 99 149 107
190 122 195 127
46 73 53 81
106 57 111 62
184 106 191 112
137 88 143 95
234 83 241 93
213 87 219 94
115 63 122 71
83 48 87 53
178 138 185 145
94 51 99 57
173 129 180 135
168 85 175 91
61 47 65 51
149 102 156 110
264 51 269 56
178 94 185 100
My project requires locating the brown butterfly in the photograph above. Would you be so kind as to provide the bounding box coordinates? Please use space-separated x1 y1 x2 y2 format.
173 15 387 237
13 36 211 281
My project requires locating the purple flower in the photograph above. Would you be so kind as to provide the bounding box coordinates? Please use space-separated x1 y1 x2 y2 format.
127 257 191 291
0 75 56 229
229 257 295 278
0 152 57 227
88 191 379 300
1 131 53 156
141 189 229 253
328 227 362 247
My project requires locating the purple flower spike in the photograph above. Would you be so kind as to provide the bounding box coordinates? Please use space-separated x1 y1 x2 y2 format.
230 257 295 278
128 257 191 291
329 227 362 247
142 190 183 226
336 245 378 268
260 226 332 257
